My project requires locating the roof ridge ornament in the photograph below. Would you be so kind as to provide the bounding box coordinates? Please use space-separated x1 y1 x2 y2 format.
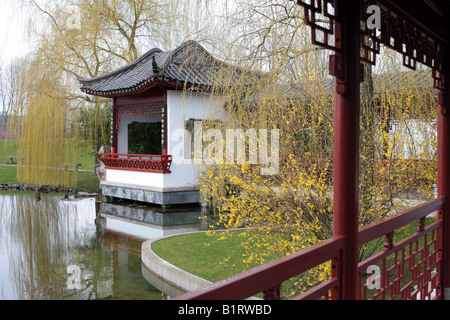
152 55 159 75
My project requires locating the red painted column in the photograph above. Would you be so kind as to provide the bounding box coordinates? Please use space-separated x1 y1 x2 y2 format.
111 97 118 154
332 0 361 300
437 48 450 300
162 91 168 156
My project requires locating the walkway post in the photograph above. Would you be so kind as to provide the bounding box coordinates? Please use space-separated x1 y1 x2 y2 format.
332 0 361 300
112 97 118 154
438 48 450 300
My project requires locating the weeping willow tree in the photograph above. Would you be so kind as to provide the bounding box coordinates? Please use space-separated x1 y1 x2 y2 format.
7 0 218 188
8 53 79 186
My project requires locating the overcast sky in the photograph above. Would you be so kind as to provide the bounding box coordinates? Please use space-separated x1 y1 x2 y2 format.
0 1 31 64
0 0 411 74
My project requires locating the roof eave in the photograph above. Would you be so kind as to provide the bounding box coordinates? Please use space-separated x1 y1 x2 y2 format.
80 78 186 98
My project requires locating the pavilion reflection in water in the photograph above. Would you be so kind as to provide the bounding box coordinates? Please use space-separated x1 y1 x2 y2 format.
96 199 205 299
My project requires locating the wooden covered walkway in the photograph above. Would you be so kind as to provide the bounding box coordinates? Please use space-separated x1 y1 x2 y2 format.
174 0 450 300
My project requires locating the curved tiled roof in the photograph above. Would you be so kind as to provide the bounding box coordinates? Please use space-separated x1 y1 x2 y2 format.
78 40 257 97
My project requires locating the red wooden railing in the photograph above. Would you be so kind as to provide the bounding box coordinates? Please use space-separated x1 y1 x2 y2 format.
358 197 444 300
98 153 172 173
173 197 445 300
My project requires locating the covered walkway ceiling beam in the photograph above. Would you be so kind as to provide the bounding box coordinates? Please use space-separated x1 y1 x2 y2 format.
293 0 447 90
378 0 448 43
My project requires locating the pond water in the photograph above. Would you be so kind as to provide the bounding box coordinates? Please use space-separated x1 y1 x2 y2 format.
0 191 203 300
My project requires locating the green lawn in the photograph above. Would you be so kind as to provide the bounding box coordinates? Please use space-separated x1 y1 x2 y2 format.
0 139 19 160
151 230 260 283
0 139 20 184
0 165 19 184
0 139 100 193
152 229 323 299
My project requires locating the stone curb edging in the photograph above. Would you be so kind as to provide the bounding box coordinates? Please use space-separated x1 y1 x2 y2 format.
141 232 213 296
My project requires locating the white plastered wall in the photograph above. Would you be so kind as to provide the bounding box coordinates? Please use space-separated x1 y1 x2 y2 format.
165 89 227 189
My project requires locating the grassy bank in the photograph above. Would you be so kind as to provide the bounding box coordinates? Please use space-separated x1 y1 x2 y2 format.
152 230 321 299
0 139 100 193
151 230 263 283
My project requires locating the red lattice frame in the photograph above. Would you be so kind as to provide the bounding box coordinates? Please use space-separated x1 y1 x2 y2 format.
362 1 445 93
359 217 442 300
361 2 444 73
293 0 445 91
114 101 167 149
300 0 340 52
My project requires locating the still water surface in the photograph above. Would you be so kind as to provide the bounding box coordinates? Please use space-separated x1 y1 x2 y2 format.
0 191 202 300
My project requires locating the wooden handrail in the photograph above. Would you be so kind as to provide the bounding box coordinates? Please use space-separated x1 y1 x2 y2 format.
357 220 442 273
173 236 344 300
358 197 445 246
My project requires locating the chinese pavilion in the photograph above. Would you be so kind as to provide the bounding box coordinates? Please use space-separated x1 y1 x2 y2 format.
78 40 249 206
